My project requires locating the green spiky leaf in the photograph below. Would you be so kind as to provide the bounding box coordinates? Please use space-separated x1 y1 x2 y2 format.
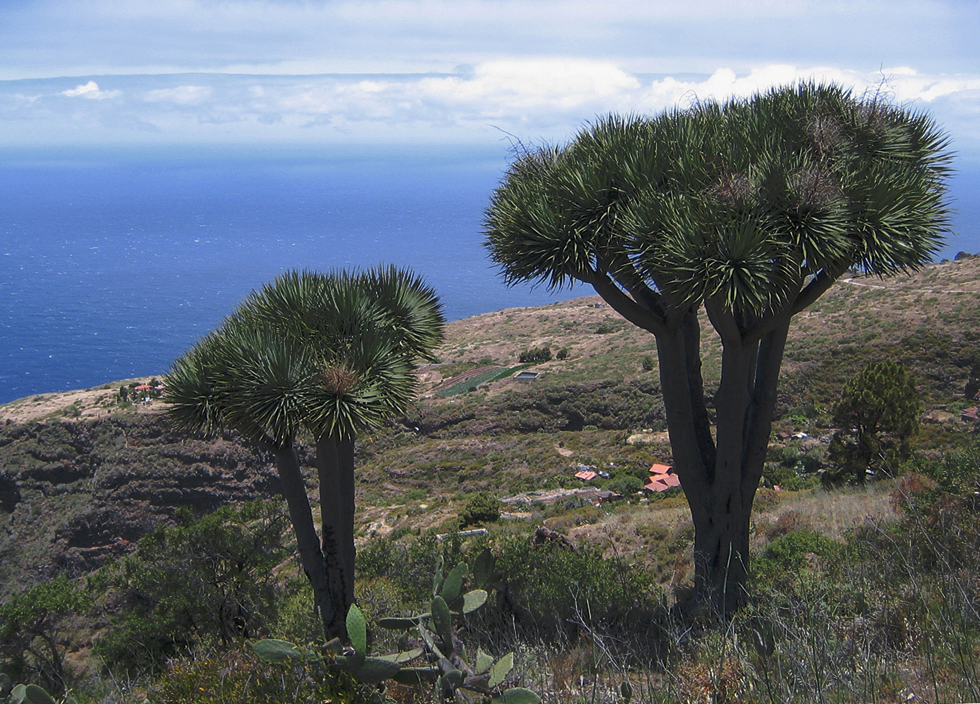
492 688 541 704
378 615 427 629
440 561 468 604
489 652 515 689
430 595 453 654
333 654 357 673
473 548 495 589
440 669 464 691
432 555 444 596
476 647 495 675
393 667 441 685
323 637 343 655
22 685 57 704
251 639 306 665
460 589 488 614
352 656 402 684
377 648 424 664
347 604 367 656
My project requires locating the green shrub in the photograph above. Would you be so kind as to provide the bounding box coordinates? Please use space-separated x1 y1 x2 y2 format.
146 645 357 704
493 533 663 635
605 474 643 496
402 488 429 502
762 445 824 490
519 346 553 364
356 530 663 644
592 321 624 335
909 438 980 496
92 501 291 673
458 492 502 527
762 463 821 491
0 574 91 694
754 530 842 590
357 532 468 608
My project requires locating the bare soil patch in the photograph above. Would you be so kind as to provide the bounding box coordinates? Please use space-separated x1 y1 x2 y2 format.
0 377 166 425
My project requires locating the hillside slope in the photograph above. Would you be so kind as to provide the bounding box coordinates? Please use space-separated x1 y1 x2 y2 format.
1 256 978 591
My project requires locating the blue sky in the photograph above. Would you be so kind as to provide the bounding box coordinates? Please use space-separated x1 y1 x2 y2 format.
1 0 978 160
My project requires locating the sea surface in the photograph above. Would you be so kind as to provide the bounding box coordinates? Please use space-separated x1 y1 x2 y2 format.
1 145 978 405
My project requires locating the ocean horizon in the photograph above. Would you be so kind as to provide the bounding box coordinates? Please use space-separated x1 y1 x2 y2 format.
2 144 978 405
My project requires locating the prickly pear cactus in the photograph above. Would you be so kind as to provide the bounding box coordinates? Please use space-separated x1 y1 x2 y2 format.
252 549 539 704
0 679 66 704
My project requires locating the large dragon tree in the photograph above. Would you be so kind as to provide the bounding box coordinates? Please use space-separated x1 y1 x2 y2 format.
484 83 952 614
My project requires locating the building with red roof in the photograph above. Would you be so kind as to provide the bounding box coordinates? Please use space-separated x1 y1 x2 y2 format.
644 463 681 492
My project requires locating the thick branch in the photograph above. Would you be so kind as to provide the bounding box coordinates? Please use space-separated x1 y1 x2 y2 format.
605 252 670 320
681 306 716 473
791 264 849 315
703 296 743 345
274 445 340 639
742 319 791 506
656 321 712 520
314 436 355 625
583 269 668 336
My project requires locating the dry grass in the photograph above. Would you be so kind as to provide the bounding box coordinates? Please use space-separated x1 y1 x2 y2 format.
752 482 899 543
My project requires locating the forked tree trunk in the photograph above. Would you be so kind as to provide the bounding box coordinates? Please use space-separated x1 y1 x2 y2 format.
272 445 342 638
655 312 789 616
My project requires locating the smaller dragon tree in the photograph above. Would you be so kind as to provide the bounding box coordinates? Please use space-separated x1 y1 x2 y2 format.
165 266 444 639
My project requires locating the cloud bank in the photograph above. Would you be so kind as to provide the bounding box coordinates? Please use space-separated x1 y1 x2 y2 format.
3 63 978 157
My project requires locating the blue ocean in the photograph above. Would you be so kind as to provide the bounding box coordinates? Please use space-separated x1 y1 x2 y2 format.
1 145 978 405
0 144 590 404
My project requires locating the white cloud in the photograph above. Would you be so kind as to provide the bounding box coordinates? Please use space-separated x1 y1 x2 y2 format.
420 60 640 111
143 85 213 104
881 70 980 103
254 63 980 133
61 81 119 99
4 63 979 154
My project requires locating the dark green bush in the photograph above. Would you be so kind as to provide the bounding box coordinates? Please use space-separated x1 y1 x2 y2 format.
605 474 643 496
592 321 624 334
910 437 980 496
356 530 662 643
145 645 357 704
92 501 291 673
519 346 553 364
458 492 502 527
493 533 663 635
0 574 91 694
762 445 824 490
754 530 843 592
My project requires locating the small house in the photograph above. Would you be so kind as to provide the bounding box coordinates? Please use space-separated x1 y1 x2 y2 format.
645 463 681 493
